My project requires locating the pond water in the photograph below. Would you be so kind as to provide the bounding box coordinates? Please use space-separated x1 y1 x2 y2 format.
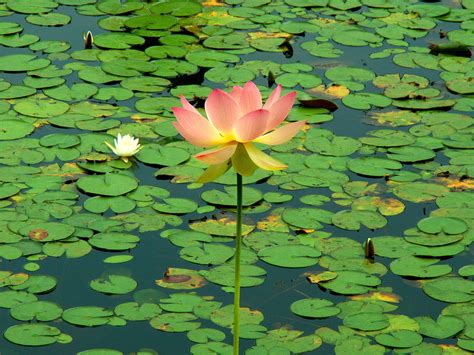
0 0 473 354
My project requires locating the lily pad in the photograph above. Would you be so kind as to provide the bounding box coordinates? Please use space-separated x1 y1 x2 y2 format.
258 245 320 268
77 173 138 196
4 324 64 346
291 298 340 318
423 277 474 303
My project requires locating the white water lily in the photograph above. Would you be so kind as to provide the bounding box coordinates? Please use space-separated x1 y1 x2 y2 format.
105 133 142 162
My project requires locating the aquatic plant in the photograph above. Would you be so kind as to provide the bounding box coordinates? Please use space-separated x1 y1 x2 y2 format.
172 81 304 354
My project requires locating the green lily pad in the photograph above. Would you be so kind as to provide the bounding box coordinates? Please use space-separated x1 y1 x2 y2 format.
150 313 200 332
202 264 266 288
0 120 35 140
62 306 113 327
201 186 262 207
153 198 198 214
390 256 452 278
332 210 387 231
415 315 465 339
423 277 474 303
0 290 37 308
258 245 320 268
89 232 139 251
417 217 468 235
11 275 57 294
90 275 137 295
392 182 449 203
348 157 402 177
319 271 381 295
26 12 71 26
187 328 226 343
6 0 58 14
343 312 389 331
4 324 64 346
19 222 75 242
291 298 340 318
114 302 161 321
84 196 136 214
180 244 234 265
77 173 138 196
282 207 333 229
374 330 422 348
0 54 50 71
10 301 63 321
276 73 322 88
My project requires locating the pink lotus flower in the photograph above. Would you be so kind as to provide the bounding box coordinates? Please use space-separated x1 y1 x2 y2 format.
172 82 305 182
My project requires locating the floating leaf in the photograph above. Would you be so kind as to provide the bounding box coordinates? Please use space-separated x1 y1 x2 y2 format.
62 306 113 327
258 245 320 268
291 298 340 318
374 330 422 348
423 277 474 303
4 324 64 346
10 301 62 322
77 173 138 196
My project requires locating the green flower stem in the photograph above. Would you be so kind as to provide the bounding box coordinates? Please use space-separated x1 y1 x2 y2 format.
233 173 243 355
